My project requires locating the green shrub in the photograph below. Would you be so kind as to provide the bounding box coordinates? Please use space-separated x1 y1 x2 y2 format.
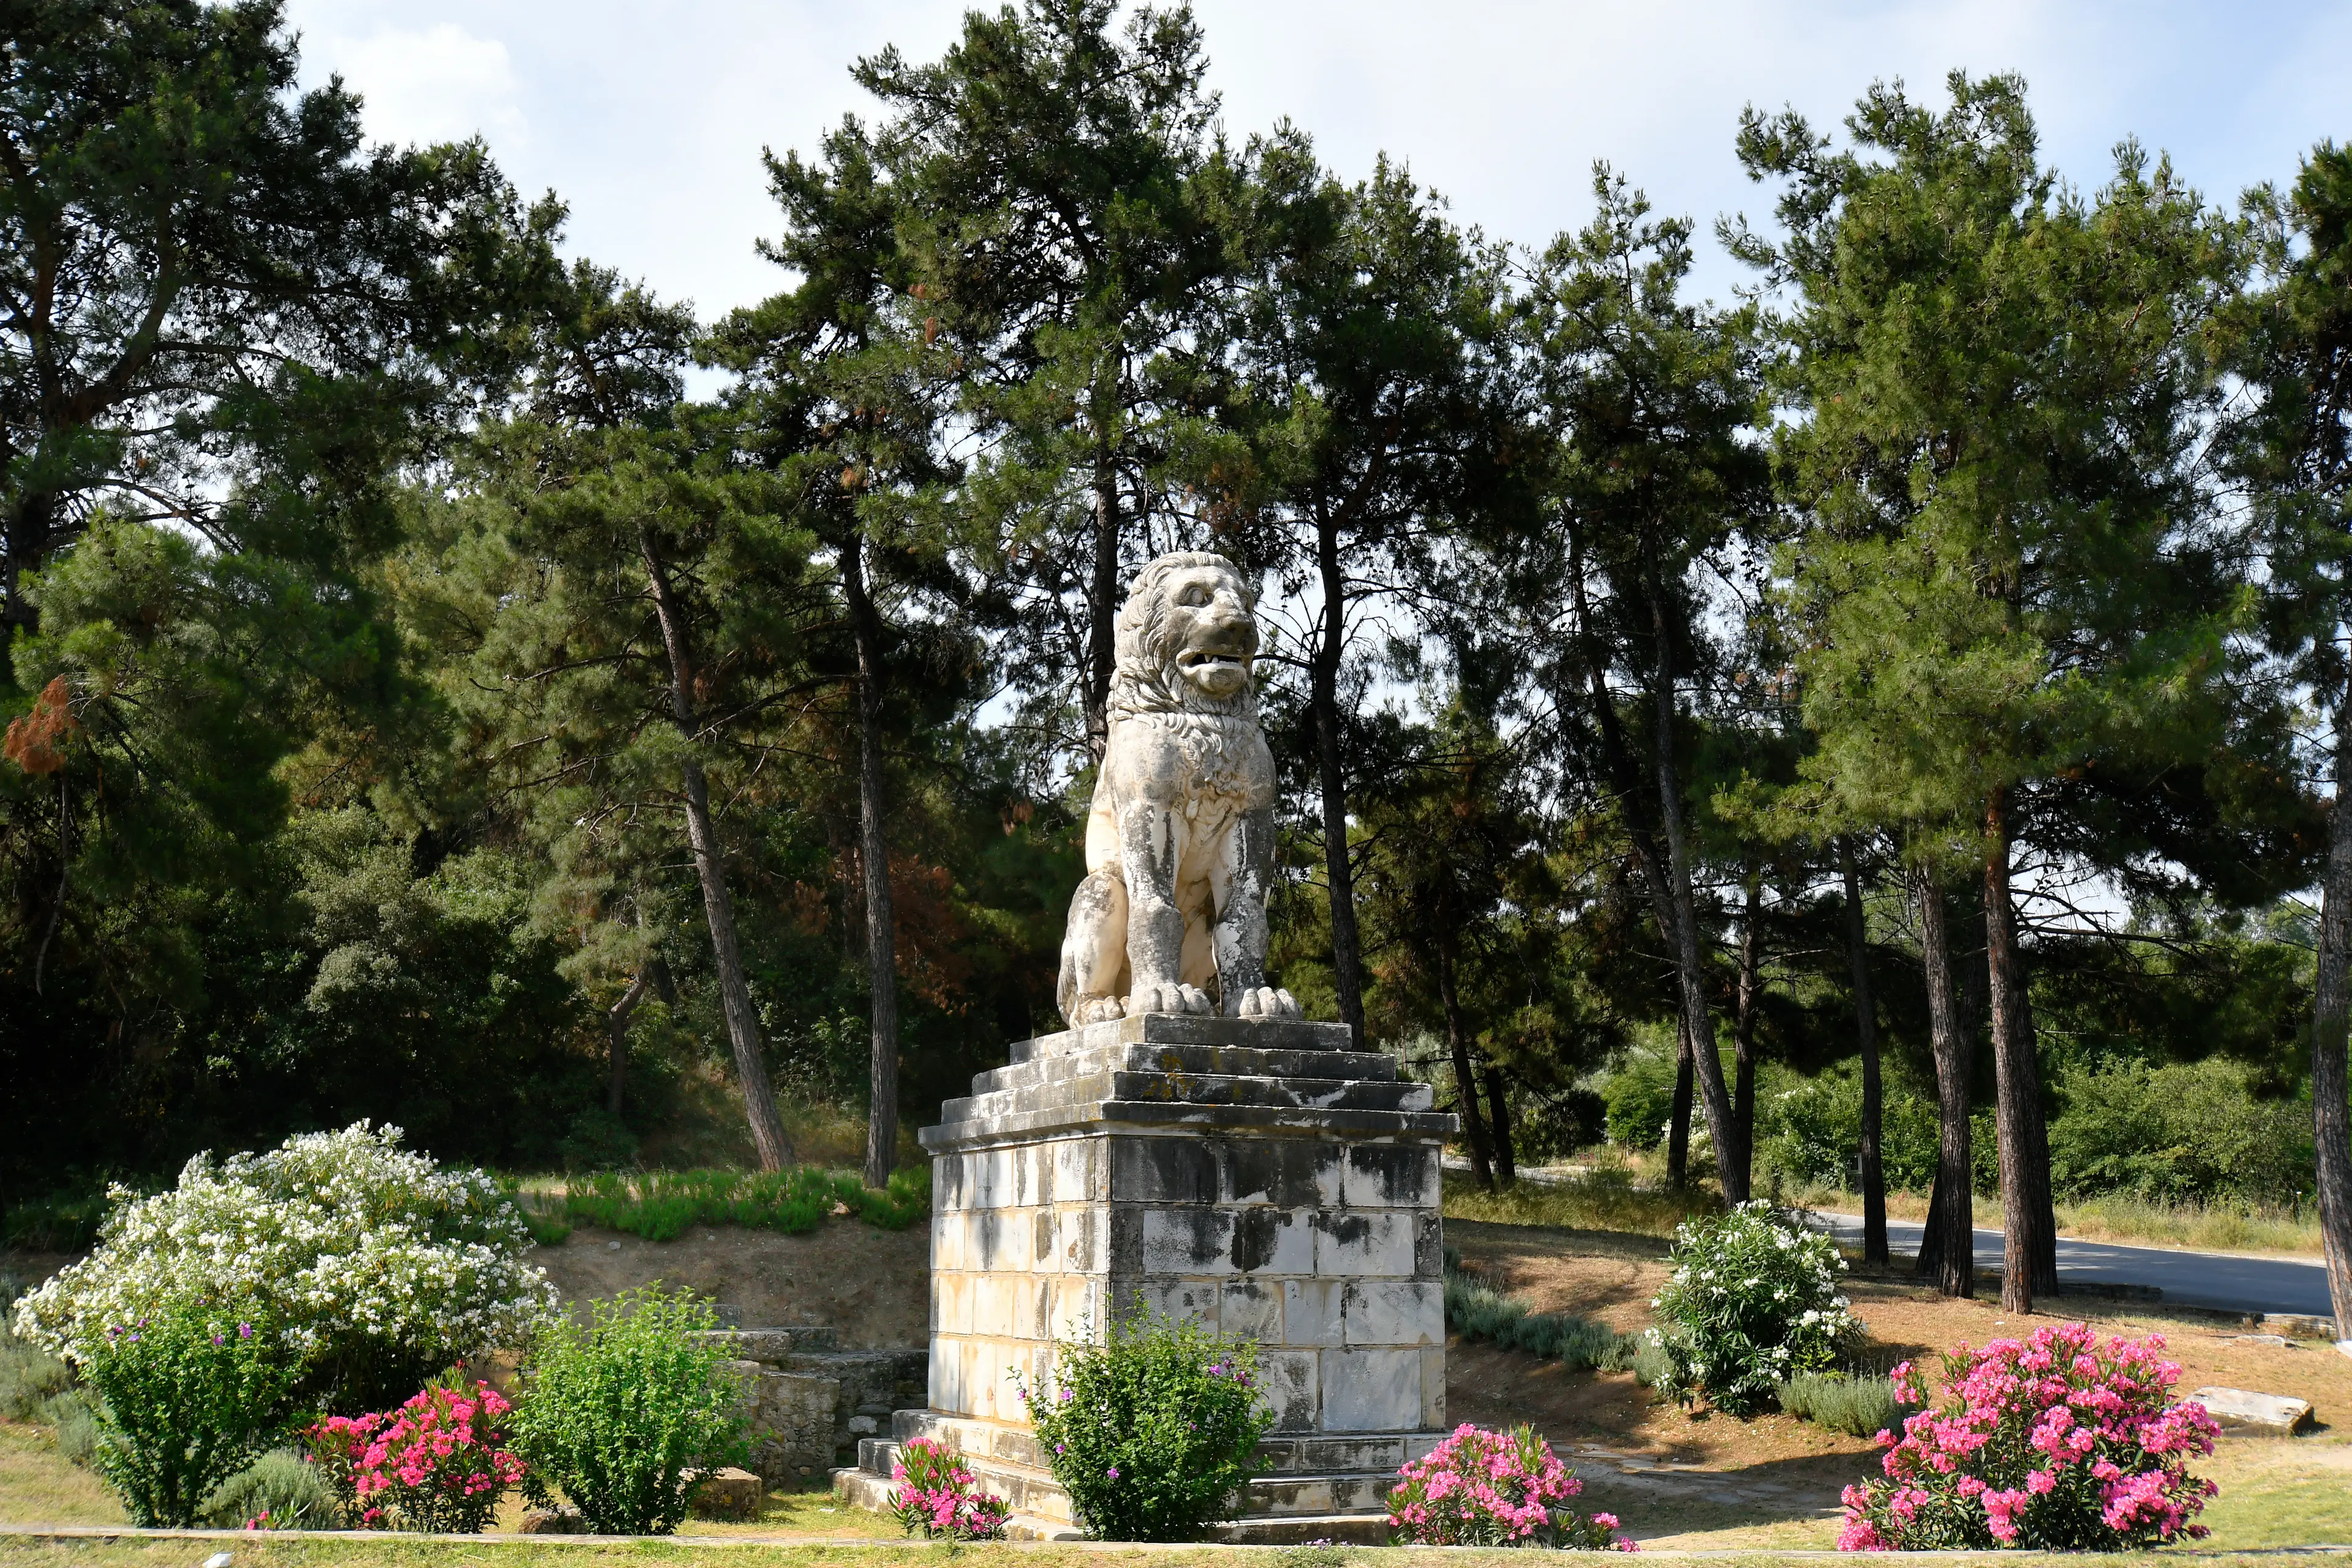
45 1390 98 1465
1443 1270 1633 1371
1014 1306 1277 1541
1777 1371 1908 1438
1754 1063 1942 1193
200 1447 339 1530
1646 1201 1860 1416
0 1289 74 1420
559 1166 930 1240
508 1288 750 1535
81 1300 300 1526
2048 1059 2312 1205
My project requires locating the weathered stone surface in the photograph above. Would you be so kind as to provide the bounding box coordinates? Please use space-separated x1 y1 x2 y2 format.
690 1466 765 1520
2258 1313 2339 1341
2192 1386 2316 1434
516 1506 585 1534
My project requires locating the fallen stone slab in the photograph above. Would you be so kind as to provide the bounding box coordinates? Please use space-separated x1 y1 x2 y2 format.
2259 1313 2337 1340
516 1506 584 1534
690 1465 765 1520
2192 1386 2316 1435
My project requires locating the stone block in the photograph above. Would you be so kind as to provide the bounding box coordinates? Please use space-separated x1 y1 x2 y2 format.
1142 1206 1235 1275
1321 1348 1422 1431
1112 1136 1218 1203
1052 1205 1104 1273
1344 1280 1442 1347
934 1273 973 1336
1054 1138 1105 1205
1413 1212 1446 1280
2192 1386 2316 1434
1222 1279 1284 1341
1124 1276 1218 1333
1229 1207 1314 1275
1048 1277 1101 1340
1283 1280 1345 1346
1343 1145 1438 1208
690 1466 764 1520
973 1276 1021 1340
1420 1346 1447 1428
518 1506 585 1533
1314 1211 1416 1277
1107 1206 1145 1273
933 1211 965 1272
1217 1139 1332 1208
1259 1349 1321 1432
1031 1208 1058 1270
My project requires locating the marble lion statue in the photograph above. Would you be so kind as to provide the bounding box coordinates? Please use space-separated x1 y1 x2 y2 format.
1056 551 1302 1026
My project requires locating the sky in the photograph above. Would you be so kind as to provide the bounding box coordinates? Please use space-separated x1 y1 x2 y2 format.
280 0 2352 324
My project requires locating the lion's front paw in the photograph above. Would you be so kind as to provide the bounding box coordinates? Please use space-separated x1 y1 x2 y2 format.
1235 986 1303 1019
1127 984 1212 1016
1071 995 1128 1025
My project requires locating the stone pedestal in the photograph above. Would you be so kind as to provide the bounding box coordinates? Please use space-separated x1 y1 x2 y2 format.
833 1012 1455 1540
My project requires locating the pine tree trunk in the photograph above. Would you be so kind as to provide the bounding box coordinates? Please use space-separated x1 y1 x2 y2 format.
1983 790 2056 1312
639 529 793 1172
606 971 647 1117
1084 432 1120 761
1732 869 1763 1198
1646 568 1741 1202
1485 1068 1517 1186
1914 872 1974 1296
2310 680 2352 1335
1314 514 1368 1047
1668 1012 1694 1190
1436 932 1493 1189
843 537 901 1189
1840 839 1888 1265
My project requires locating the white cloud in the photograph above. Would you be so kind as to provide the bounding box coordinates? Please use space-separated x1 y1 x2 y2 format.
311 22 529 152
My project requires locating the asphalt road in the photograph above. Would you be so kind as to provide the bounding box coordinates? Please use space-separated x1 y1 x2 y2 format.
1809 1212 2333 1319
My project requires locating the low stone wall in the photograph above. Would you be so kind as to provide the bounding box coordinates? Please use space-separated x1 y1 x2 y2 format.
699 1327 928 1486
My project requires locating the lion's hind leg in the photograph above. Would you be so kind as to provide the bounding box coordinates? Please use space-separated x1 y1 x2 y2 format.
1057 867 1131 1027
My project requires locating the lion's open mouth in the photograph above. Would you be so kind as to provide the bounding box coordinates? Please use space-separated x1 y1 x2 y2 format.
1178 649 1248 675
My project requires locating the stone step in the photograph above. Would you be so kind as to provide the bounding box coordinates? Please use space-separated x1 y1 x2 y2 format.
694 1325 841 1359
971 1042 1400 1097
924 1096 1457 1151
858 1437 902 1474
886 1410 1436 1476
1008 1013 1358 1065
836 1452 1399 1529
940 1071 1433 1128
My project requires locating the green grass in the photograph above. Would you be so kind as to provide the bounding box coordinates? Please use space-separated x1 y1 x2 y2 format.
1441 1165 1718 1237
518 1166 932 1244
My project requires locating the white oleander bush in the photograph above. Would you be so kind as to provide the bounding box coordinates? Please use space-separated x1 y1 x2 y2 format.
1645 1200 1860 1415
10 1121 556 1412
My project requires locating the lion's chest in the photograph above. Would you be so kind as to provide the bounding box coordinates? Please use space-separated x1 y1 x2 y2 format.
1101 714 1272 823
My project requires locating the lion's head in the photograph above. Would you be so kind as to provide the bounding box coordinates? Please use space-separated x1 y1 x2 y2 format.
1107 551 1261 721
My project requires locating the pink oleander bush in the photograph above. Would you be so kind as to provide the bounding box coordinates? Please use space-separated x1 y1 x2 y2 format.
1387 1423 1638 1550
888 1437 1011 1540
309 1379 526 1532
1838 1323 2218 1551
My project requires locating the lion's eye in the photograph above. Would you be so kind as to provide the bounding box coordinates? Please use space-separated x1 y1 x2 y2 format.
1180 589 1207 605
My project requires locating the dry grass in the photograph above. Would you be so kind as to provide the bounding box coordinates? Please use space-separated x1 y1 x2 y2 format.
0 1422 121 1526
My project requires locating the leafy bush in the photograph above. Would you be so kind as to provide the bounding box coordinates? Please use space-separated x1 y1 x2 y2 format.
1014 1306 1276 1541
1645 1201 1859 1415
1839 1324 2218 1550
3 1188 113 1251
12 1123 556 1414
1385 1423 1635 1548
1779 1371 1909 1439
309 1380 524 1531
1445 1269 1636 1371
2047 1060 2312 1205
1601 1048 1679 1150
81 1300 300 1527
559 1165 930 1240
889 1436 1011 1540
508 1288 750 1535
200 1448 339 1531
1754 1065 1942 1194
0 1297 74 1420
